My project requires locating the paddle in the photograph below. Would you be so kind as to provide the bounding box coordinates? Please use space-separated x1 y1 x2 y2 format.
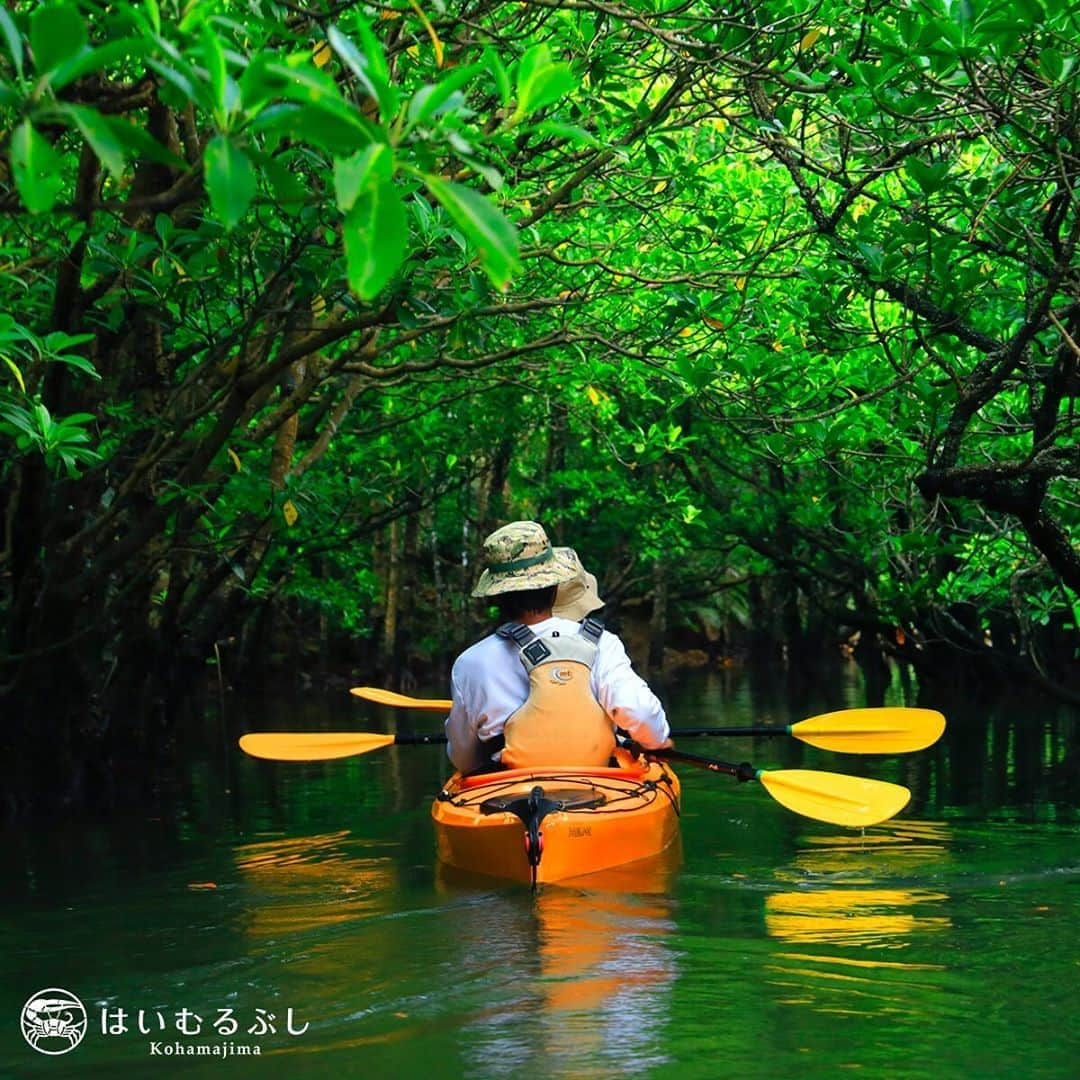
239 731 444 761
674 708 945 754
238 733 911 827
348 687 946 755
351 687 453 710
649 747 910 828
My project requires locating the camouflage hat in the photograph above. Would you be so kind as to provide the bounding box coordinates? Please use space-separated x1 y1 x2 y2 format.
552 548 604 621
471 521 578 598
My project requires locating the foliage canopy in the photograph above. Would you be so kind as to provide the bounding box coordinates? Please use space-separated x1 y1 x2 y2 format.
1 0 1079 810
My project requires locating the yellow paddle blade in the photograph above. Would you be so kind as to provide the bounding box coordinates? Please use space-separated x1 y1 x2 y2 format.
758 769 911 827
239 732 396 761
792 708 946 754
350 686 453 711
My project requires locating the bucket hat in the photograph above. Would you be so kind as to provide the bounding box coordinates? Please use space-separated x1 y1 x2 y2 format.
471 521 578 598
552 548 604 621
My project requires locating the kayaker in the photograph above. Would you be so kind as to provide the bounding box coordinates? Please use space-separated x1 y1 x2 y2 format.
552 548 603 622
445 521 671 773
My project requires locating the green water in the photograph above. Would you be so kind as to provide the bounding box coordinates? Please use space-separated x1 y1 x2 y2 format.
2 668 1079 1078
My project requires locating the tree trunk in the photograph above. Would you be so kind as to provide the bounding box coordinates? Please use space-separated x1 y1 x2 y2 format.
382 518 401 680
647 560 668 675
853 631 890 706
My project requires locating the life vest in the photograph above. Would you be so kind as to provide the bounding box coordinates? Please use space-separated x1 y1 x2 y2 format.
499 617 615 769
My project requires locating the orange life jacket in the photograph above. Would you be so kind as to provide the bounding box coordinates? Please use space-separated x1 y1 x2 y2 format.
499 618 615 769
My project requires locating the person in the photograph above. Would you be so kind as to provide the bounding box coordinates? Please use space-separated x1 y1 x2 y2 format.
552 547 603 622
445 521 670 773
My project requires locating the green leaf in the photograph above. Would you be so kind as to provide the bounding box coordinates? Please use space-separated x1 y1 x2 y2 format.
10 121 64 213
0 402 38 438
49 352 101 380
50 37 151 91
347 16 390 86
203 27 229 124
262 157 308 215
1039 47 1066 81
1 353 26 392
516 44 552 98
41 331 95 353
250 102 378 154
61 105 126 176
482 47 511 107
0 7 24 78
515 43 577 118
951 0 975 28
30 2 86 74
533 120 604 148
203 135 256 230
407 63 483 127
904 157 949 194
343 177 407 300
328 23 397 121
526 65 577 114
256 59 362 124
54 410 96 429
146 56 200 105
102 114 187 169
423 175 520 289
334 143 392 213
459 155 503 191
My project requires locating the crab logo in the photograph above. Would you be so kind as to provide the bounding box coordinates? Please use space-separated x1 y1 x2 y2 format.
20 988 87 1055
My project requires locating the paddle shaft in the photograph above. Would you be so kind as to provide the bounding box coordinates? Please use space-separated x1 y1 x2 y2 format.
673 727 786 738
348 689 944 755
648 747 755 781
239 732 910 825
380 736 748 771
392 733 447 746
372 735 762 786
374 732 754 771
275 731 750 776
400 727 781 741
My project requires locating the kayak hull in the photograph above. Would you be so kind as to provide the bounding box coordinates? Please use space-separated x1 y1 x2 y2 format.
431 761 681 884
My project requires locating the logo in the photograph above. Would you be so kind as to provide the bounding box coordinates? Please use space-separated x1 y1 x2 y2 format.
550 667 574 684
21 988 87 1055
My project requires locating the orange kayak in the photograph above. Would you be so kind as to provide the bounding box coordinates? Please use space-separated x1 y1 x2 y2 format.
431 759 681 885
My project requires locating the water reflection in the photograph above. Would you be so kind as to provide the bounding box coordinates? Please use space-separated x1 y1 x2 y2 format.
234 830 399 935
4 670 1076 1077
765 888 951 947
782 820 954 879
226 832 683 1077
439 859 681 1079
763 822 955 1022
531 887 677 1076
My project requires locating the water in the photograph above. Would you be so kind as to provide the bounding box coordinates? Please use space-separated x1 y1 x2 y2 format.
2 667 1078 1078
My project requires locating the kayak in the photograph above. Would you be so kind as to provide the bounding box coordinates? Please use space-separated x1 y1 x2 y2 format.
431 758 681 886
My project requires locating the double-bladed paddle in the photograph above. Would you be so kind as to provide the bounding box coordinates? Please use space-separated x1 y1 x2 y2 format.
649 746 910 827
237 731 911 828
348 687 946 755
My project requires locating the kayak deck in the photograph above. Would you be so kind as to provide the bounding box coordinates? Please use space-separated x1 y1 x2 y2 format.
431 760 681 885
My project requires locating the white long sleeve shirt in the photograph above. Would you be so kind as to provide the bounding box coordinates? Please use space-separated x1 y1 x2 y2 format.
445 616 669 773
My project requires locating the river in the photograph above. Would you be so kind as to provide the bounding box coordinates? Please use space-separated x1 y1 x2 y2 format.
2 664 1078 1078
